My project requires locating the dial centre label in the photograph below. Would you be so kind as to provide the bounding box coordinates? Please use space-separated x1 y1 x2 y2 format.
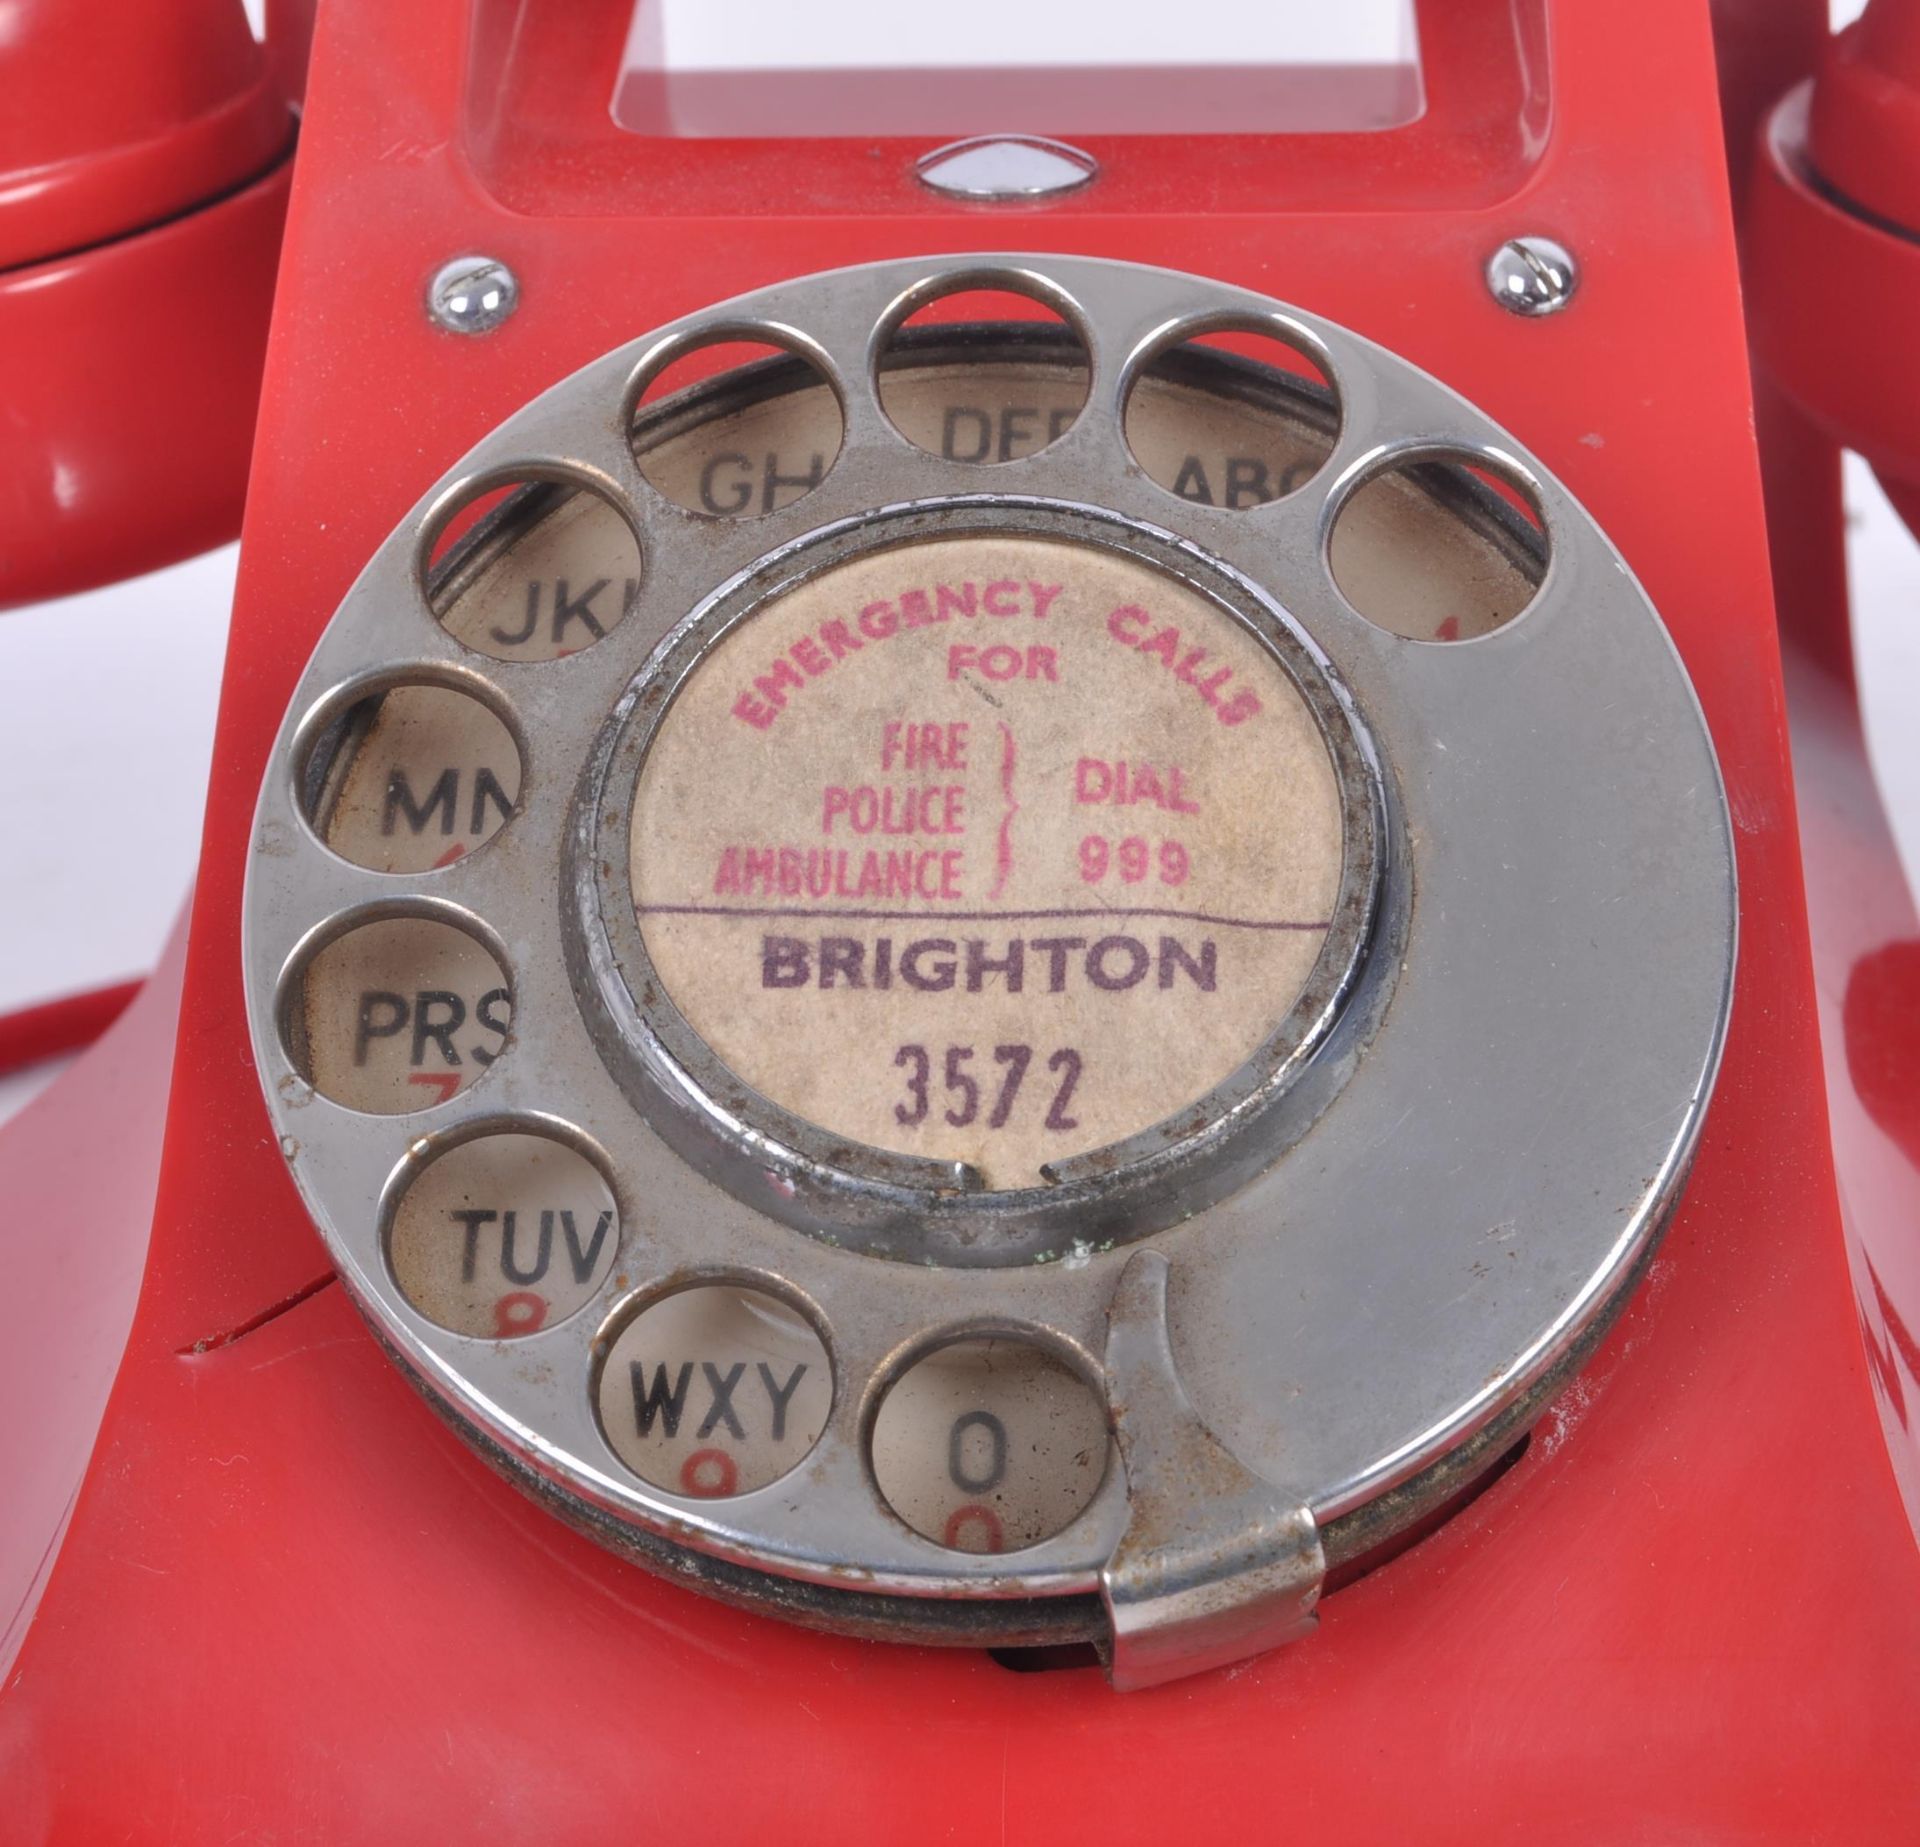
631 533 1343 1188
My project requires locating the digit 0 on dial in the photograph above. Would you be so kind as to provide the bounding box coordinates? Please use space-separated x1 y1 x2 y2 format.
871 1337 1110 1554
245 257 1734 1683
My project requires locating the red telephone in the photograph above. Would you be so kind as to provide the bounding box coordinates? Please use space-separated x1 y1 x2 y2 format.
4 0 1920 1836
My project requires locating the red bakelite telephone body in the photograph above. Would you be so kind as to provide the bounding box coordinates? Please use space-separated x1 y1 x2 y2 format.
4 0 1920 1837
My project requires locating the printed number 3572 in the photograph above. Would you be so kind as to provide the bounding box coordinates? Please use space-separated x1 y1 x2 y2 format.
894 1044 1082 1131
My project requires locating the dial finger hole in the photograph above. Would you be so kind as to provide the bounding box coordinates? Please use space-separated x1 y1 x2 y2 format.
423 475 642 662
297 676 521 873
876 283 1090 464
594 1283 833 1497
631 337 844 518
869 1336 1110 1553
279 909 512 1113
1329 450 1548 640
386 1128 619 1338
1123 321 1340 509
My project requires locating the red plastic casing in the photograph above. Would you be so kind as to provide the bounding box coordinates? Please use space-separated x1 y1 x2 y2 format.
5 1 1920 1837
0 0 293 609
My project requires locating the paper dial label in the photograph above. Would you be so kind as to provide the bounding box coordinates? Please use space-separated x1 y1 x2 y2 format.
631 533 1343 1188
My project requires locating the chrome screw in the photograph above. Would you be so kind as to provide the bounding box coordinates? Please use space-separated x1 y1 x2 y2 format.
1485 236 1579 317
427 255 520 335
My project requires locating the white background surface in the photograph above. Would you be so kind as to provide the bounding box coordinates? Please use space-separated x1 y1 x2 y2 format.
0 545 235 1016
623 0 1413 71
1 0 1913 1123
